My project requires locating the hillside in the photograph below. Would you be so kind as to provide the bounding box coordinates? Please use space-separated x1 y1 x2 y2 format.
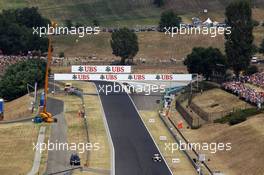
184 114 264 175
1 0 264 26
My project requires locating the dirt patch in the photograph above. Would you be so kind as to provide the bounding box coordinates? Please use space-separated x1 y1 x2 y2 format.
192 88 251 114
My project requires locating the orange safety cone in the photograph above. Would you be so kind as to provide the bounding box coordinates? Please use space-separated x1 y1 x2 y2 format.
177 121 183 129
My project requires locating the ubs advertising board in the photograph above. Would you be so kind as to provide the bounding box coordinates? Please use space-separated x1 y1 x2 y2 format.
71 65 131 73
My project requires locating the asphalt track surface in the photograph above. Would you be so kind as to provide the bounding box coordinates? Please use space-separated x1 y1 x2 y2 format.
47 97 64 115
94 81 172 175
130 93 161 110
46 98 71 175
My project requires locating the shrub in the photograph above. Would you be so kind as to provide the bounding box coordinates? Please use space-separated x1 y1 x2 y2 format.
0 59 46 101
214 108 262 125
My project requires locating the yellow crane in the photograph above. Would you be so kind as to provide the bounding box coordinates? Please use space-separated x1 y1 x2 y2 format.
39 21 57 123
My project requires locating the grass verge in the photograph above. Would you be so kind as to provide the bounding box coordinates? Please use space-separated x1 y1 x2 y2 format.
0 123 39 175
140 110 197 175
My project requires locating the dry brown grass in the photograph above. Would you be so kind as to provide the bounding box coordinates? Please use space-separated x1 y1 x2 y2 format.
140 110 197 175
0 123 39 175
53 32 225 61
252 8 264 22
254 27 264 46
38 124 51 174
180 114 264 175
192 88 251 113
72 82 110 170
3 94 33 120
50 66 71 74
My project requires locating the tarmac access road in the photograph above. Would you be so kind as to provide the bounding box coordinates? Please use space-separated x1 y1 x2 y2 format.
45 98 72 175
94 81 172 175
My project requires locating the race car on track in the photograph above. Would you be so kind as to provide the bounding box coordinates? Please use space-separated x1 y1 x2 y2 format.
152 153 162 162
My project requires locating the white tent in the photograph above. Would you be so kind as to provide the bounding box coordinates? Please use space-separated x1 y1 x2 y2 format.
203 18 213 24
213 21 219 26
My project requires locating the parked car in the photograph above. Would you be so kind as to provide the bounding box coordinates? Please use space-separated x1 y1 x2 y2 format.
70 153 81 166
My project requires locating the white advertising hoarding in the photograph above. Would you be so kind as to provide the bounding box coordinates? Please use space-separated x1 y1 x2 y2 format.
71 65 131 73
54 74 192 81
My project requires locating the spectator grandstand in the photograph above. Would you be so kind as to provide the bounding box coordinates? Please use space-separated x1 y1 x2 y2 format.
222 81 264 107
245 72 264 88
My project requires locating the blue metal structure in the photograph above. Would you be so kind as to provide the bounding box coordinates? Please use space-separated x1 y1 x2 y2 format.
0 99 3 113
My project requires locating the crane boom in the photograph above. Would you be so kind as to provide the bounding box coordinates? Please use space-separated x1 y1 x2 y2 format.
39 21 57 123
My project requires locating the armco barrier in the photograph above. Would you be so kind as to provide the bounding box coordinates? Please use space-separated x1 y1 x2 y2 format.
167 117 214 175
53 81 89 164
72 90 90 166
158 113 200 174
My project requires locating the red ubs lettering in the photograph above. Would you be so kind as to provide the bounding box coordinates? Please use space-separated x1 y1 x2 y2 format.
112 67 125 73
77 74 90 80
106 75 117 80
133 74 145 80
85 66 97 72
161 75 173 80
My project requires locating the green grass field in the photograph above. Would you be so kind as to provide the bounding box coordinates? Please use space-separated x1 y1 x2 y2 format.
1 0 264 26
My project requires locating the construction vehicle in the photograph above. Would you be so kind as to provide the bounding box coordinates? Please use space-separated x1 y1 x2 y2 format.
34 21 57 123
64 83 72 92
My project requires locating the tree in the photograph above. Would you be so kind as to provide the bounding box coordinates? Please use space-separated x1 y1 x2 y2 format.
65 19 73 28
159 10 181 32
0 8 49 55
184 47 227 80
110 28 139 65
92 19 99 26
154 0 165 7
14 7 50 28
244 65 258 76
75 22 83 28
252 20 260 27
0 59 46 101
225 0 254 78
260 39 264 54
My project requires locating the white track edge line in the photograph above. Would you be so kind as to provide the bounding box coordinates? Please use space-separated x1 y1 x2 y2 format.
126 93 174 175
94 83 115 175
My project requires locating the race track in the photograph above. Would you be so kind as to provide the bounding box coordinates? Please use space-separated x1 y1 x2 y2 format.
94 81 172 175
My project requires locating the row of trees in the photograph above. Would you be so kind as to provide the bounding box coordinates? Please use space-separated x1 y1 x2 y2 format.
153 0 165 7
185 0 260 79
0 7 49 55
64 19 99 28
110 0 262 73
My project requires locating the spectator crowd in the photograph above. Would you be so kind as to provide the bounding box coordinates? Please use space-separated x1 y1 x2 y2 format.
245 72 264 89
222 72 264 107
